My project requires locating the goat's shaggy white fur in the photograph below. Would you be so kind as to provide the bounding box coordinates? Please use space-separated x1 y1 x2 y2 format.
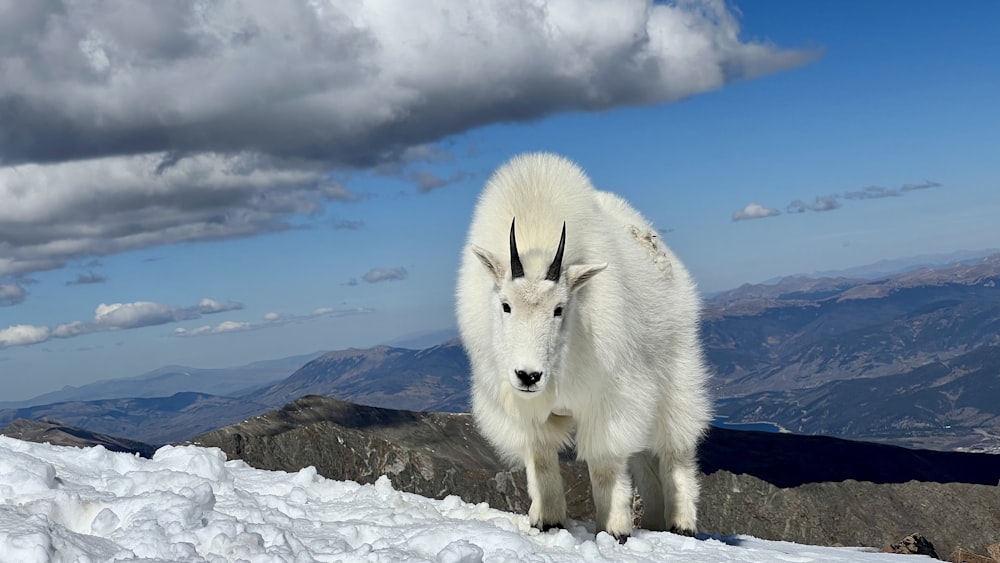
456 153 712 540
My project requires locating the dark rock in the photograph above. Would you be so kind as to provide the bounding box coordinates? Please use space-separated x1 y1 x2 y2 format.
884 533 938 557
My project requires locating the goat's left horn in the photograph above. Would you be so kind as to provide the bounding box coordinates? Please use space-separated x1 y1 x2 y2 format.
545 222 566 282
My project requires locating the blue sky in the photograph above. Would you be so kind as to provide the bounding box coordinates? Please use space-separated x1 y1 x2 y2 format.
1 1 998 401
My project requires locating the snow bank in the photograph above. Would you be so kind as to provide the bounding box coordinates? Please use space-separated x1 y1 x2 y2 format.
0 436 918 562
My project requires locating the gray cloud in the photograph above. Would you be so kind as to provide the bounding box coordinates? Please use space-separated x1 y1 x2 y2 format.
0 1 813 277
842 186 901 200
332 219 364 231
67 272 108 286
786 200 807 214
787 196 839 213
743 181 941 223
363 267 409 283
0 153 359 276
409 170 472 194
901 181 942 192
732 203 781 222
0 2 813 167
0 282 27 306
812 196 840 212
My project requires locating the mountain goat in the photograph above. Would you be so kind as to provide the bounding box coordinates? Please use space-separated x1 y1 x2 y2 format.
456 153 711 541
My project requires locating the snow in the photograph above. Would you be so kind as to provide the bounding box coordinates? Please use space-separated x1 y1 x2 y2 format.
0 436 920 562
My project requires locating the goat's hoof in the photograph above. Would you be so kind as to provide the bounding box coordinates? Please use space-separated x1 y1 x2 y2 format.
612 532 629 544
670 526 696 537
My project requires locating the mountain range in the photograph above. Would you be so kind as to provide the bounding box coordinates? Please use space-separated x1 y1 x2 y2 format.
3 253 999 452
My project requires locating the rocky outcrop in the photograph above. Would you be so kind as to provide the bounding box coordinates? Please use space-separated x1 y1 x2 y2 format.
885 534 938 558
191 396 1000 557
1 417 158 458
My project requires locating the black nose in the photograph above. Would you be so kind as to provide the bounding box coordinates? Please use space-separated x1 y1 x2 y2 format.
515 370 542 386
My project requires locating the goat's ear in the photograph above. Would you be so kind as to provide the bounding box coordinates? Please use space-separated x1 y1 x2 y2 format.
471 245 505 286
567 263 607 292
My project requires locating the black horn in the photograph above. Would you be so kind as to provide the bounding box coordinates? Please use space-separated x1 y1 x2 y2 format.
545 222 566 282
509 218 525 279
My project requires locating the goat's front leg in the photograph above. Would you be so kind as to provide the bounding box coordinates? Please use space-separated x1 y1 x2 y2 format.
525 446 566 530
588 458 634 542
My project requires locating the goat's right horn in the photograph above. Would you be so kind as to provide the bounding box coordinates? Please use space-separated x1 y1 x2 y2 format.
509 218 525 279
545 222 566 282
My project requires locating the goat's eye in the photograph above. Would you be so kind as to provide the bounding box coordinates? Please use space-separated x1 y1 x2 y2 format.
502 302 511 314
554 306 563 317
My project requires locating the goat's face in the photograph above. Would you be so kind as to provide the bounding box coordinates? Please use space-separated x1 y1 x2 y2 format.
471 219 606 395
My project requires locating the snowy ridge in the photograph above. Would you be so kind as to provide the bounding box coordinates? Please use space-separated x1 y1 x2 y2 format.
0 437 918 562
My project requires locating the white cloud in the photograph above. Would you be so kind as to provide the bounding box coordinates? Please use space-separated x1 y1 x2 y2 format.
174 306 374 338
52 321 87 339
0 324 51 348
0 1 813 277
175 321 252 336
213 321 252 333
732 203 781 222
198 298 244 314
94 301 180 330
0 296 248 348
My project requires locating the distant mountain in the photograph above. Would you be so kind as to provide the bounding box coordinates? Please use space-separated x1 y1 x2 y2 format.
703 253 1000 451
716 345 1000 452
0 352 325 410
190 395 1000 557
384 328 460 350
0 418 157 457
0 392 269 445
703 253 1000 396
806 248 1000 280
253 339 470 412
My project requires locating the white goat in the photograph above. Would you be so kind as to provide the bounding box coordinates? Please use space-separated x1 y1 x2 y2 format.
456 152 712 541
